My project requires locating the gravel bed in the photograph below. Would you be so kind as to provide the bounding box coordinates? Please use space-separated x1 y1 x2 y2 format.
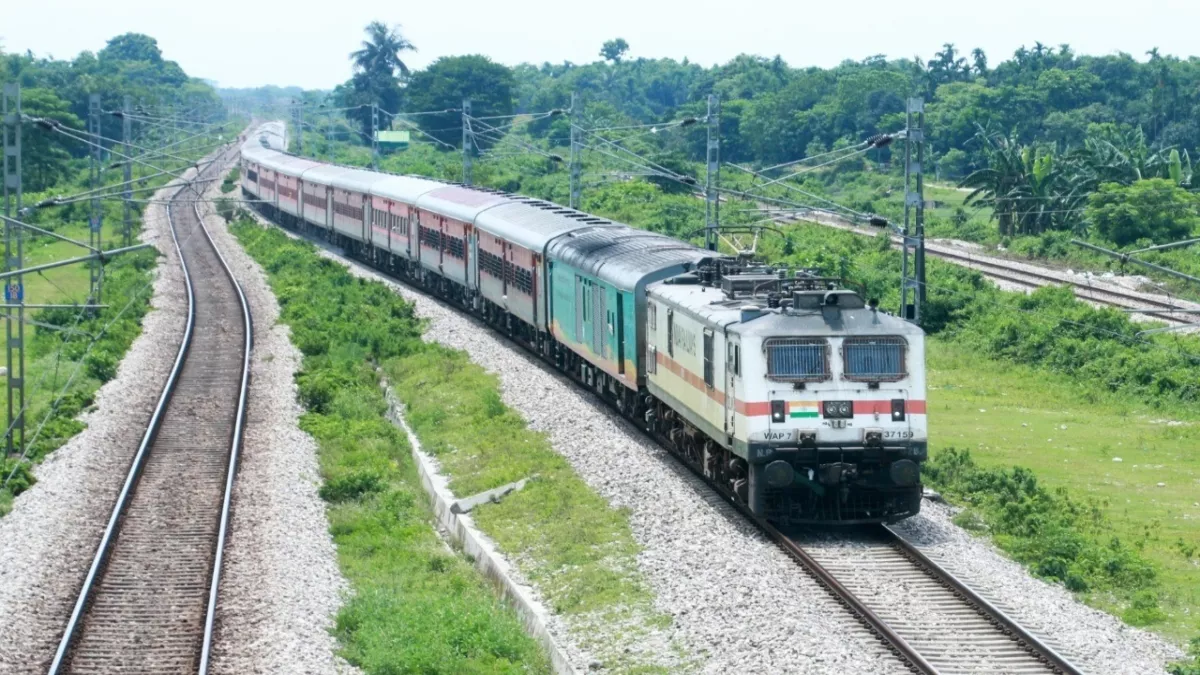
892 501 1182 675
0 167 199 672
280 233 911 675
200 159 357 675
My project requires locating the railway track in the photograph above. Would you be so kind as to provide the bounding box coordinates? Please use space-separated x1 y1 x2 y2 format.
772 209 1200 329
48 155 252 674
788 525 1085 675
925 244 1198 328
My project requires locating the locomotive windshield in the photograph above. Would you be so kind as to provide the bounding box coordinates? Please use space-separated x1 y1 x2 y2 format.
765 338 828 382
842 336 907 381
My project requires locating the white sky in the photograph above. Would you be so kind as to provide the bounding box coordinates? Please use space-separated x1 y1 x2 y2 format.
2 0 1196 90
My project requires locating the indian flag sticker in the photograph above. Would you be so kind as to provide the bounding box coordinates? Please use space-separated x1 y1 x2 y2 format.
789 401 819 419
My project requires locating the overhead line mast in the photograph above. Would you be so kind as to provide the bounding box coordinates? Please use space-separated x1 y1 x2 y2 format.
2 83 24 456
704 94 720 252
900 97 926 323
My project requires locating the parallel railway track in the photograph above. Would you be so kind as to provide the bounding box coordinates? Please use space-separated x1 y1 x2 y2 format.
49 154 252 674
772 210 1200 330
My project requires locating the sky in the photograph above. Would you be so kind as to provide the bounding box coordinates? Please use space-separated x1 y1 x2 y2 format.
3 0 1197 90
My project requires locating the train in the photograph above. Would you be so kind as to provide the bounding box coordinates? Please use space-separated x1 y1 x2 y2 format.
238 122 928 525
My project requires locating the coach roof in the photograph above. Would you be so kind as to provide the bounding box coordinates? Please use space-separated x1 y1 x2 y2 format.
547 226 712 291
415 185 511 223
369 174 444 205
474 198 619 252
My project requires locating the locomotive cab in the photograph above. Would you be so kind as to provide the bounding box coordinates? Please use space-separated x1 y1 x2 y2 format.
645 262 926 525
731 290 926 524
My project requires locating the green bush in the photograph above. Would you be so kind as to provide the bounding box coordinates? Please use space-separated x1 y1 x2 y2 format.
926 448 1163 621
320 469 385 502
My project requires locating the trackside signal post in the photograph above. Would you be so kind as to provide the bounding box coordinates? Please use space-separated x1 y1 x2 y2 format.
122 96 133 248
2 83 24 455
900 97 926 323
371 104 380 170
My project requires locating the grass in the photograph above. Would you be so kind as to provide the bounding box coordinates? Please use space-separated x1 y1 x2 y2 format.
928 338 1200 642
303 361 551 674
385 349 679 671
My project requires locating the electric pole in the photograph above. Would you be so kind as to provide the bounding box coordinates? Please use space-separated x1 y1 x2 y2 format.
900 97 926 323
569 92 582 209
704 94 720 252
294 100 303 155
2 83 24 456
462 98 473 185
88 94 102 304
371 104 380 170
122 95 133 248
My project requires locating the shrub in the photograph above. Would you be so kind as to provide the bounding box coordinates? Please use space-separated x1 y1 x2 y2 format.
319 469 385 502
925 447 1164 622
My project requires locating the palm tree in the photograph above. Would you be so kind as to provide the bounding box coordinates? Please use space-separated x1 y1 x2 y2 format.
350 21 417 78
971 48 988 76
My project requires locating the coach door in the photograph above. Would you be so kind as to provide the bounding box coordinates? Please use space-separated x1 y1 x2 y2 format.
725 333 739 438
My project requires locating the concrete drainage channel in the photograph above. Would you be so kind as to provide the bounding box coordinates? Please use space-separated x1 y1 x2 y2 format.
378 374 577 675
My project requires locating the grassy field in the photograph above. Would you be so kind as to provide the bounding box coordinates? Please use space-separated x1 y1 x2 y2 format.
928 339 1200 642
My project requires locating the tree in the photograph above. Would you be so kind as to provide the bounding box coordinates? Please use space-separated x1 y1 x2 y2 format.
600 39 629 64
350 21 416 78
404 55 515 148
341 22 417 136
16 88 82 191
1086 179 1199 246
971 48 988 76
98 33 163 63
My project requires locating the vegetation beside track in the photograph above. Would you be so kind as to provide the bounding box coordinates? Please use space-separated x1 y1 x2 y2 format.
384 350 678 672
231 220 549 673
232 219 681 672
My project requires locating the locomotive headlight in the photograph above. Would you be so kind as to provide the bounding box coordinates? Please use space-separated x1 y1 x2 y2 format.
771 400 786 423
823 400 852 419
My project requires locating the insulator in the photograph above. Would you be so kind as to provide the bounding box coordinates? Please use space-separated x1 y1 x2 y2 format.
868 215 889 227
866 134 894 148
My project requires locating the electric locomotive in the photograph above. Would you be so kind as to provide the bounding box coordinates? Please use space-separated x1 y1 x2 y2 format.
644 258 926 524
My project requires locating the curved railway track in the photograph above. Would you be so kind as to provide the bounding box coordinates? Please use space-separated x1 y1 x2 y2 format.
48 155 252 674
925 244 1198 328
